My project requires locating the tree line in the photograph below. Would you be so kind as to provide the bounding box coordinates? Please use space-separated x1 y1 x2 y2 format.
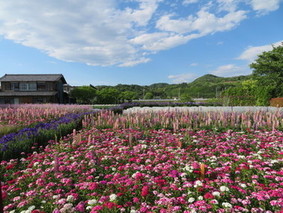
70 43 283 106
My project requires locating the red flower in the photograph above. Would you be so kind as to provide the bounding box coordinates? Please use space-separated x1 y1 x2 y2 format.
89 182 98 190
204 192 214 199
31 210 46 213
141 185 149 197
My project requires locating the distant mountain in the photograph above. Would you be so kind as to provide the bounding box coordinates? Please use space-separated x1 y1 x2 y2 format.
94 74 252 99
184 74 252 98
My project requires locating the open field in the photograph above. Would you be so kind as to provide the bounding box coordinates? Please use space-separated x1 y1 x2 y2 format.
1 107 283 212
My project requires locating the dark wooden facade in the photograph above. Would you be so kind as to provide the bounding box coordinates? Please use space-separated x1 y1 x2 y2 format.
0 74 67 104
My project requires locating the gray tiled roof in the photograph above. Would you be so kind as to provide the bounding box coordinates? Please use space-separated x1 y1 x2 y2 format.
0 91 57 97
0 74 67 84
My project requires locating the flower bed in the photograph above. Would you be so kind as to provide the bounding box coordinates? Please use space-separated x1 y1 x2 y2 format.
83 110 283 131
1 128 283 212
0 111 96 160
0 104 92 126
0 104 93 138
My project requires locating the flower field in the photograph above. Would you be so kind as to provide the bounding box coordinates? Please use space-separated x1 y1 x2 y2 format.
0 104 93 138
0 104 92 126
1 109 283 212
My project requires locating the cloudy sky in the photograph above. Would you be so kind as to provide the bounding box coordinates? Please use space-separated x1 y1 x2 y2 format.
0 0 282 85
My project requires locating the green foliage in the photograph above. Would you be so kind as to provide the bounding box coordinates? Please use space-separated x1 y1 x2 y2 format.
0 125 22 138
97 88 119 104
144 92 153 99
70 86 96 104
120 91 138 102
250 43 283 102
180 93 193 102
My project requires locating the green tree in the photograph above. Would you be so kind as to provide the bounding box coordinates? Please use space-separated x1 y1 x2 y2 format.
97 88 119 104
250 43 283 104
120 91 137 102
180 93 193 102
144 92 153 99
69 86 96 104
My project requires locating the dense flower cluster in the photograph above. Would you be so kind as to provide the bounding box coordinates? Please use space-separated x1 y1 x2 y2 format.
83 110 283 131
0 111 96 160
2 127 283 212
0 104 92 126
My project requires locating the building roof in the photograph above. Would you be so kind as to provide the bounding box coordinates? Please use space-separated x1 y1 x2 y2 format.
0 74 67 84
0 91 57 97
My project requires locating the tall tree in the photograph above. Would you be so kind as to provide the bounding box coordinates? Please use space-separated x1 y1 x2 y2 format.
97 88 119 104
250 43 283 104
69 86 96 104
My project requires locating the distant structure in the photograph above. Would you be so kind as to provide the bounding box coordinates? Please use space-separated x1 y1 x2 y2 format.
0 74 68 104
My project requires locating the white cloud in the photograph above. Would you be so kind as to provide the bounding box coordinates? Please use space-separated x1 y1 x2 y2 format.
237 41 283 61
250 0 281 13
0 0 159 67
168 73 199 83
156 8 247 35
210 64 250 77
0 0 280 67
119 57 151 67
183 0 199 6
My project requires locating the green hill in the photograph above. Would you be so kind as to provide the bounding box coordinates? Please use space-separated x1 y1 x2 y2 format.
94 74 252 100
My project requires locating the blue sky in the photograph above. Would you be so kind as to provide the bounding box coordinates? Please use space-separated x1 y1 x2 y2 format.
0 0 282 86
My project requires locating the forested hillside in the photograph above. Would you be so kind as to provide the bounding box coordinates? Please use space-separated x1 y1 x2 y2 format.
94 74 251 100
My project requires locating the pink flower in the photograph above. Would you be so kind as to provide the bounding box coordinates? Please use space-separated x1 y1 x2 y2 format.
133 197 139 203
90 206 103 212
141 185 149 197
88 182 98 190
75 202 85 212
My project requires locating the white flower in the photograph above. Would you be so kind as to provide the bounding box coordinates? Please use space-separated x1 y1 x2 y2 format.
141 144 147 149
210 199 219 204
184 164 193 172
222 202 232 208
130 210 137 213
188 197 195 203
198 196 203 200
28 206 35 211
66 195 75 202
63 203 73 209
53 195 59 199
212 191 220 197
240 183 247 188
109 193 117 202
220 186 229 192
87 199 97 205
194 180 203 188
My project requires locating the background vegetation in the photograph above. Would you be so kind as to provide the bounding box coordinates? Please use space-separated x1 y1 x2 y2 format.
70 43 283 106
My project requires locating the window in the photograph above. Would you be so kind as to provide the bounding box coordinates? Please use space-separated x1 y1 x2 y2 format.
11 82 19 91
3 83 11 90
37 82 46 91
29 82 36 91
19 82 37 91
